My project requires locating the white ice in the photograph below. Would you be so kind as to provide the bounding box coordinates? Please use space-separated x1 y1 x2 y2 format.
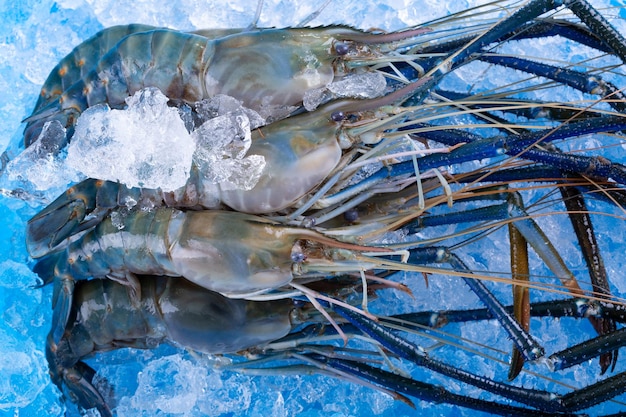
192 95 266 191
303 71 387 111
66 87 195 191
14 88 269 195
4 120 83 192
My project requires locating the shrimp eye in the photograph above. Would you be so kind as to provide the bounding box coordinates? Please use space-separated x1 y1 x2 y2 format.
331 111 345 122
343 208 359 223
334 42 350 56
291 252 307 263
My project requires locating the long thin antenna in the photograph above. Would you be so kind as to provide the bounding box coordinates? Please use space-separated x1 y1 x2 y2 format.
297 0 333 27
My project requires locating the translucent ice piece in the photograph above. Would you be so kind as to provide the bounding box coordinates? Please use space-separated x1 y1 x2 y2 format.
327 71 387 99
5 120 83 192
192 110 266 191
130 355 205 414
0 329 49 410
66 87 195 191
196 94 246 120
210 154 266 191
256 101 298 123
195 94 266 129
194 109 252 161
304 72 387 110
303 87 332 111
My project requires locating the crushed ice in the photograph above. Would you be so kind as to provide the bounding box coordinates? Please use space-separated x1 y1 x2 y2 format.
65 89 268 193
5 88 269 196
192 95 266 192
304 71 387 111
66 87 195 191
4 120 82 192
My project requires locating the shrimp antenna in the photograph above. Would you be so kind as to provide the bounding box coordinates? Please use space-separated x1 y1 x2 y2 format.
248 0 264 29
297 0 333 27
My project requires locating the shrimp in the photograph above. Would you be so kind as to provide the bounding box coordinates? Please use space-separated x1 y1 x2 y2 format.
47 276 296 417
16 0 626 415
25 24 248 146
23 26 429 140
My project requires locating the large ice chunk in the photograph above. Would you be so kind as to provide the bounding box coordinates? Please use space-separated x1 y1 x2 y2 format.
4 120 82 192
192 106 266 192
195 94 266 129
4 89 270 202
304 72 387 111
66 87 196 191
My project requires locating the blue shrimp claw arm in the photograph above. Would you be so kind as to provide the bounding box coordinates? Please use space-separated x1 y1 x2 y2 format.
407 193 587 296
419 18 610 56
322 115 626 211
454 167 626 209
309 354 578 417
411 116 626 174
380 299 626 411
443 0 626 68
387 298 606 327
476 54 626 112
381 296 626 383
402 285 626 410
560 183 617 374
332 305 568 412
404 246 545 361
560 371 626 412
549 328 626 372
563 0 626 63
402 185 613 373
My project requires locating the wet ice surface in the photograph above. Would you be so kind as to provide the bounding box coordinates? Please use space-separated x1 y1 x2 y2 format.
67 88 194 191
1 0 626 416
6 87 268 196
193 95 267 191
303 72 388 111
4 120 80 192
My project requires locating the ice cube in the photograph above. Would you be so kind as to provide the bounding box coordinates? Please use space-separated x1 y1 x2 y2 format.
4 120 83 192
327 72 387 99
195 94 266 129
192 110 266 191
194 109 252 160
128 355 206 414
66 87 195 191
303 72 387 111
303 87 332 111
